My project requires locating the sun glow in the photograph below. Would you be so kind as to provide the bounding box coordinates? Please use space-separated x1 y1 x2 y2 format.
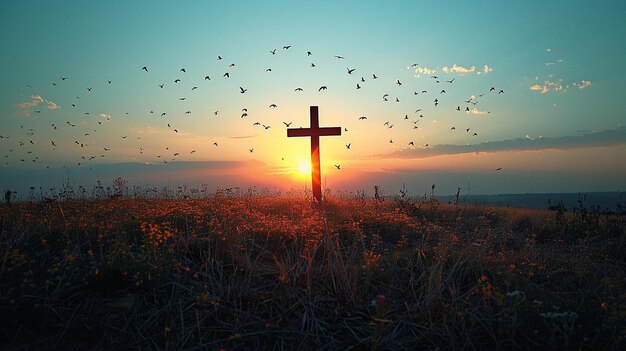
298 162 311 174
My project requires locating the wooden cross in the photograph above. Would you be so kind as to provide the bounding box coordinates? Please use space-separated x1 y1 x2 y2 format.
287 106 341 202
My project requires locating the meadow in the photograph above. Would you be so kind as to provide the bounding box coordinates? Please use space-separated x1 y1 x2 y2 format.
1 191 625 350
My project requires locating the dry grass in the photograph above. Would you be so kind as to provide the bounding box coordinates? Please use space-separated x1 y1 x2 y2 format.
0 195 625 350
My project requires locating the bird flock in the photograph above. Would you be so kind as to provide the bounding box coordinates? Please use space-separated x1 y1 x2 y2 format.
2 44 506 173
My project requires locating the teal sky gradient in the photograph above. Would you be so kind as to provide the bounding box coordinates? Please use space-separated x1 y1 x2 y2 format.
1 1 625 195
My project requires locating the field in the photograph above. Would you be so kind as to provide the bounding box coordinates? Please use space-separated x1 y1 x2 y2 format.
1 193 625 350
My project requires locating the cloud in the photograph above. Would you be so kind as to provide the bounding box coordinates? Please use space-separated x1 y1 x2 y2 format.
379 127 626 159
530 79 563 94
530 84 549 94
482 65 493 74
467 107 489 116
17 95 60 111
414 66 436 77
575 80 592 90
99 113 112 119
228 135 257 139
17 95 44 108
442 64 476 75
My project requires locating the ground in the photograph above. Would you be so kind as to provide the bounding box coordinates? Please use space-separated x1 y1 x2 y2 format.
1 195 625 350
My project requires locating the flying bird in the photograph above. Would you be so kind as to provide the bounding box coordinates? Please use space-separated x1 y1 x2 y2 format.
294 87 303 91
239 87 247 93
358 116 367 120
334 164 341 169
174 79 181 83
180 68 186 73
347 68 356 74
270 49 276 55
446 78 455 83
283 121 292 127
495 167 503 171
345 143 351 149
159 84 164 88
204 75 211 80
269 104 277 108
223 72 230 78
318 86 327 91
334 55 345 59
142 66 148 72
396 79 402 86
283 45 291 49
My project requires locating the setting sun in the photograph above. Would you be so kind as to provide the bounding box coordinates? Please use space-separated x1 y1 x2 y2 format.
298 162 311 174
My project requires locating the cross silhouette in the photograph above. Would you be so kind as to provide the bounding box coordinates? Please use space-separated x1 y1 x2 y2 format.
287 106 341 202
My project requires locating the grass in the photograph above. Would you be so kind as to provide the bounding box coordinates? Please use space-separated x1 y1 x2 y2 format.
1 194 625 350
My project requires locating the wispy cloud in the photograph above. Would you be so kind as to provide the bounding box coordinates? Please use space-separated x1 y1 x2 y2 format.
442 64 475 75
530 79 564 94
16 95 60 113
467 107 490 116
574 80 592 90
228 135 257 139
482 65 493 74
379 127 626 159
99 113 112 119
414 66 436 77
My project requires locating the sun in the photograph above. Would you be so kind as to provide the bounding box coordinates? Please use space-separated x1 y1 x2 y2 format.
298 162 311 174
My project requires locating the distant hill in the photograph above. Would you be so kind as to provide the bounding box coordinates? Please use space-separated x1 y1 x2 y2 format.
436 192 624 211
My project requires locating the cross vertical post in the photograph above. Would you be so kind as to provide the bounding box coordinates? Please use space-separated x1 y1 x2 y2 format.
287 106 341 202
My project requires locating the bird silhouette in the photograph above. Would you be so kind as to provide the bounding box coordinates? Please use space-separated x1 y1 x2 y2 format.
372 74 378 79
213 142 219 146
263 125 271 129
294 87 303 91
347 68 356 74
396 79 402 86
334 55 345 59
310 63 316 67
358 116 367 120
345 143 351 149
270 49 276 55
383 94 389 101
223 72 230 78
239 87 247 93
217 55 222 60
269 104 277 108
307 51 312 56
191 86 198 90
204 75 210 80
158 84 164 88
266 68 272 72
318 86 327 91
283 45 291 49
180 68 186 73
495 167 503 171
446 78 455 83
142 66 148 72
283 122 292 127
249 148 254 153
334 164 341 169
408 141 414 146
174 79 181 83
356 83 361 89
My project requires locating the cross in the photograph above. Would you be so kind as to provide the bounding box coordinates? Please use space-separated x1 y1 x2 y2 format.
287 106 341 202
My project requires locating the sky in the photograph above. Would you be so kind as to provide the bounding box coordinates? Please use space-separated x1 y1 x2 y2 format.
1 0 625 197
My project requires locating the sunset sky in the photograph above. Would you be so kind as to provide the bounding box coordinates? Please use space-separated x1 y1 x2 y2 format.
1 1 625 196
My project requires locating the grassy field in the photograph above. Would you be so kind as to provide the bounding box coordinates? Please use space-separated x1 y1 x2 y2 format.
1 194 625 350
